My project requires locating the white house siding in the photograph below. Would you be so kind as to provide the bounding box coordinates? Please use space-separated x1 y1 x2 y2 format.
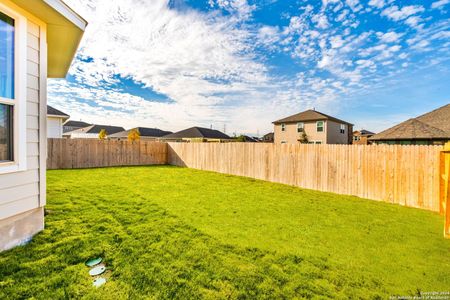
0 18 44 250
47 117 62 138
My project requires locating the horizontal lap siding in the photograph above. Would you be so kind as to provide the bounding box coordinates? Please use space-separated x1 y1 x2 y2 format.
168 143 443 212
0 20 41 220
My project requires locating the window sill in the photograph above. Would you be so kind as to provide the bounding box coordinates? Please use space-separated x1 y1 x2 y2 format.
0 161 26 174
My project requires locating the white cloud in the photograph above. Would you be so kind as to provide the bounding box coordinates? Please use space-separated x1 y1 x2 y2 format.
355 59 375 68
381 5 424 21
368 0 385 9
377 31 403 43
411 40 431 51
213 0 256 20
431 31 450 39
322 0 340 9
335 9 349 22
346 0 363 12
257 25 281 47
431 0 450 9
312 13 329 29
330 35 344 48
404 16 424 29
318 54 332 68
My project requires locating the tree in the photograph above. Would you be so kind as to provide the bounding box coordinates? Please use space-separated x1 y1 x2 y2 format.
298 132 309 144
128 128 141 141
235 135 246 142
98 129 107 140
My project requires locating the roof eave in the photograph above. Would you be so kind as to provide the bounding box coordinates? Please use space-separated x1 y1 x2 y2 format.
272 118 327 124
44 0 87 30
12 0 87 78
273 118 353 125
47 114 70 119
369 136 448 141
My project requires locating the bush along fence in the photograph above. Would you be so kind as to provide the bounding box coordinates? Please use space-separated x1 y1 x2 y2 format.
47 138 167 169
47 139 450 237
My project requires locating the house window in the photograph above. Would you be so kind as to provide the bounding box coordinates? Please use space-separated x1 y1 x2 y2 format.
0 12 14 162
297 122 304 133
281 123 285 131
316 121 324 132
340 124 345 134
0 6 27 173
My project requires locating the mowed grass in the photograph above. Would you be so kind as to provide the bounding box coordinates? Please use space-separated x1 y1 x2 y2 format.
1 166 449 299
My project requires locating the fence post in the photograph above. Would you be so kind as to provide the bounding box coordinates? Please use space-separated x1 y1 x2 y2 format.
442 142 450 238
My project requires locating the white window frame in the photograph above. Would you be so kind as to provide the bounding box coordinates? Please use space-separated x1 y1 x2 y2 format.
0 4 27 174
281 123 285 132
316 121 324 132
297 122 304 133
340 124 346 134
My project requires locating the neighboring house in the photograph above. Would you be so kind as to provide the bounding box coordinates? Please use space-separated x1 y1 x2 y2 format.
272 109 353 144
47 105 69 138
262 132 274 143
369 103 450 145
353 129 375 145
63 120 91 133
108 127 172 140
0 0 86 251
162 126 231 142
63 124 125 139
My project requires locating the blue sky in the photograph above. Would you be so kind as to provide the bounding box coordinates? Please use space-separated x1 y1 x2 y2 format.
48 0 450 135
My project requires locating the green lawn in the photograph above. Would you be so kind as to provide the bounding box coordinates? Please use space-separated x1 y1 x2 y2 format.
1 166 449 299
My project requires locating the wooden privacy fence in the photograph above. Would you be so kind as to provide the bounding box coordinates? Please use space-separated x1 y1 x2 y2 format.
442 143 450 237
47 138 167 169
168 143 443 212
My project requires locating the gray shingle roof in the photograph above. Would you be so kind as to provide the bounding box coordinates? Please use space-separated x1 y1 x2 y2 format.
162 127 230 139
108 127 172 138
65 124 125 135
370 103 450 140
85 125 125 135
47 105 69 118
273 109 353 125
360 129 375 135
63 120 91 128
354 129 375 136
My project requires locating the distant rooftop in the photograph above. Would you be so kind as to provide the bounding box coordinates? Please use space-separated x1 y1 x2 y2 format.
47 105 69 118
370 103 450 140
64 124 125 135
273 109 353 125
64 120 91 128
109 127 172 138
354 129 375 136
162 127 231 140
